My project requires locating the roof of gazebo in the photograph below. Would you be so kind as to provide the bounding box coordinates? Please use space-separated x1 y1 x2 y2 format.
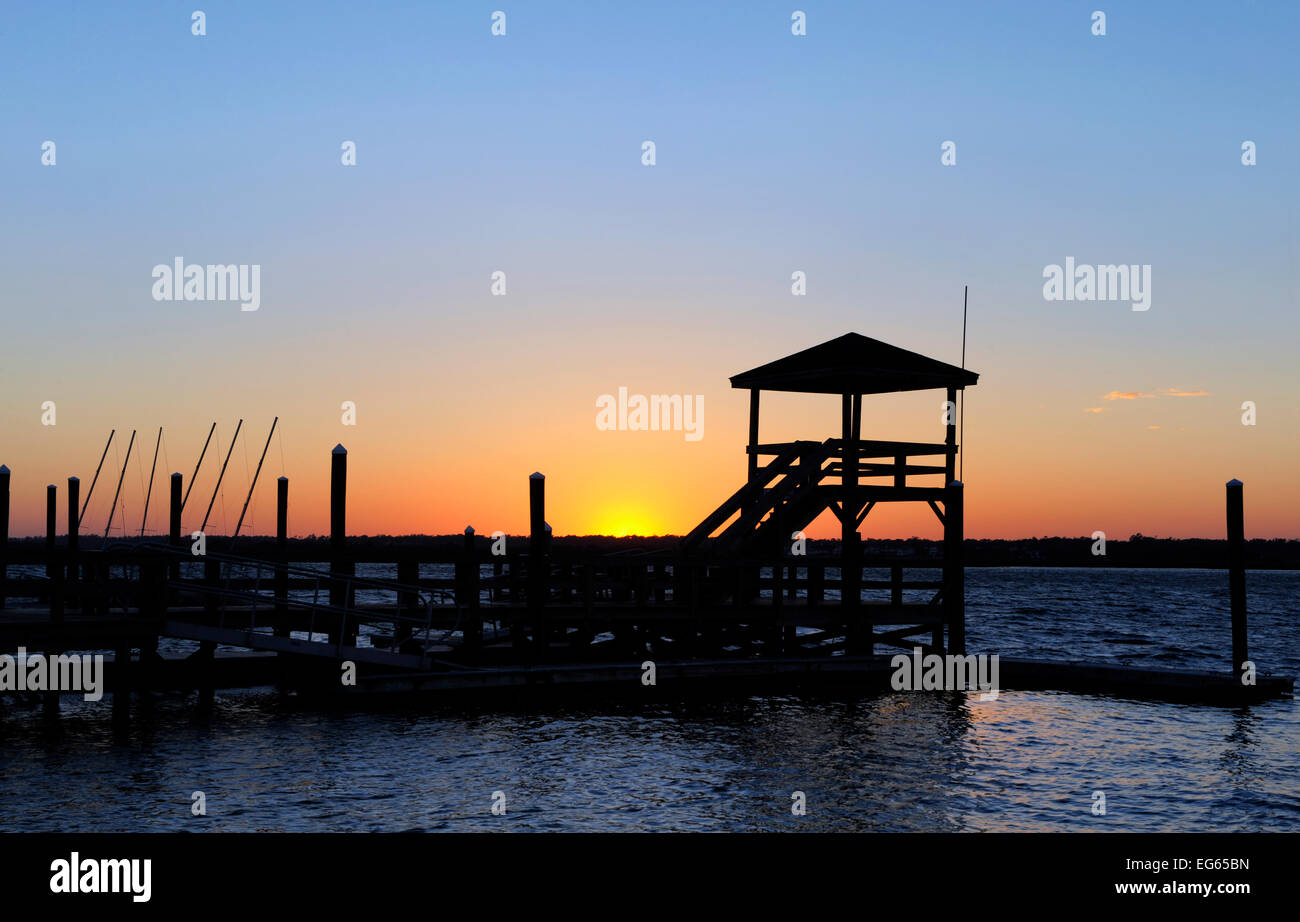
729 332 978 395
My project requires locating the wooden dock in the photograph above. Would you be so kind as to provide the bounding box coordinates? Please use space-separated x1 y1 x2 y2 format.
0 334 1291 715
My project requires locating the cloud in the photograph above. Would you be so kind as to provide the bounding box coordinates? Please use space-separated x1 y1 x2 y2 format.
1147 425 1161 430
1102 391 1151 401
1159 388 1208 397
1083 407 1106 413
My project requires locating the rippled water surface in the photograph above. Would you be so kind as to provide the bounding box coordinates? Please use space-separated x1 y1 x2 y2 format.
1 568 1296 831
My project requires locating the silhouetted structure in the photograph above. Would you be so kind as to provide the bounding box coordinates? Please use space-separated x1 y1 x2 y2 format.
0 335 1289 710
683 332 977 654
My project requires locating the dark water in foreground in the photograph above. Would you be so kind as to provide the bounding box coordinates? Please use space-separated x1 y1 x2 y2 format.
1 568 1296 832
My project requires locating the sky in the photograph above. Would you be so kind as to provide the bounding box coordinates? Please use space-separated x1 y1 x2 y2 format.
1 1 1297 540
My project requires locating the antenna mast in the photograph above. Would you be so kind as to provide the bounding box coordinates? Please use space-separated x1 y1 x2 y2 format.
960 285 968 482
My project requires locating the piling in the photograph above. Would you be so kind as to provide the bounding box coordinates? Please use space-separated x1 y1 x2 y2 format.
529 473 547 651
840 396 862 651
66 476 80 600
329 445 353 643
459 527 481 648
275 476 289 637
45 484 63 625
1226 479 1248 678
169 473 182 587
0 465 8 610
944 480 965 655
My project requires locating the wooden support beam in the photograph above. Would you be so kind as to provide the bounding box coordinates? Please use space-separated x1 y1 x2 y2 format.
529 472 548 652
1226 479 1248 679
329 444 351 625
66 476 79 605
46 484 63 627
275 476 289 637
945 386 957 483
943 480 965 654
461 526 481 648
168 473 182 587
842 395 864 653
747 389 760 484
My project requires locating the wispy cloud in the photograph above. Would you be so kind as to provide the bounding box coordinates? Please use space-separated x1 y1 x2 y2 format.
1159 387 1209 397
1084 407 1106 414
1102 391 1152 401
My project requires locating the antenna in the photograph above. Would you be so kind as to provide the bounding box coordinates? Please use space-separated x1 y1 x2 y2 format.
960 285 968 482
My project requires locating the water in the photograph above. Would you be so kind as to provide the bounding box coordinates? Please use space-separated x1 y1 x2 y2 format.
1 568 1296 831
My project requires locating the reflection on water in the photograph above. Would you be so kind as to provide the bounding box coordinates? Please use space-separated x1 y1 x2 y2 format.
0 569 1296 831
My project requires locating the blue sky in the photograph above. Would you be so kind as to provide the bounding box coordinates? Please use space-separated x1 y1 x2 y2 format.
1 1 1297 537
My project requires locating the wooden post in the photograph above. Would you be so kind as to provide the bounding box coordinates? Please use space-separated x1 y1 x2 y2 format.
168 473 182 588
45 484 57 575
461 527 481 648
275 476 289 637
67 476 79 609
329 445 352 642
747 389 760 483
841 396 862 650
45 484 64 626
529 473 547 652
945 386 957 484
1226 479 1248 678
943 480 965 654
0 465 8 611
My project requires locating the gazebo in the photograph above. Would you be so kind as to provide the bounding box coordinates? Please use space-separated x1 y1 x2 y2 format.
681 332 977 654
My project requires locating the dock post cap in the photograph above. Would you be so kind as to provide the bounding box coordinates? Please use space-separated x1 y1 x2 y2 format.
0 464 9 474
47 483 56 489
464 525 475 535
529 472 544 480
68 475 79 482
948 479 963 488
172 471 182 477
1227 478 1243 486
277 475 288 481
332 444 347 454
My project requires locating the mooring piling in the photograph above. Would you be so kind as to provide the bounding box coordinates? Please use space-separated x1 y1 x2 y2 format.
66 476 79 601
168 473 182 584
529 473 548 651
0 464 9 611
460 526 481 647
275 476 289 636
45 484 63 625
1227 479 1248 678
945 480 965 655
330 445 353 640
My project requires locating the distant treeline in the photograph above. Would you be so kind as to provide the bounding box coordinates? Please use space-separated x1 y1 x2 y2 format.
21 533 1298 569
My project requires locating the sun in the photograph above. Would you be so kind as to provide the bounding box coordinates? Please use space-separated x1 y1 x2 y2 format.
592 507 659 538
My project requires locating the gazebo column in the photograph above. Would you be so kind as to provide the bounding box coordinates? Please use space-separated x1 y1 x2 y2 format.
747 389 760 484
842 393 863 652
945 386 957 483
